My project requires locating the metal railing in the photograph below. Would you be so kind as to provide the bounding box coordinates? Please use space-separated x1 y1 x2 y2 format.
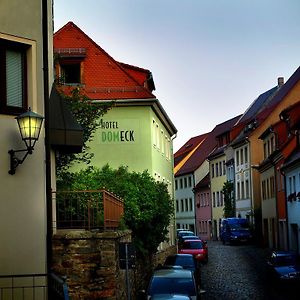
0 273 69 300
54 48 86 56
52 189 124 231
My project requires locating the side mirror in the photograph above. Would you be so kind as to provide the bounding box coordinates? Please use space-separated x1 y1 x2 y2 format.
137 290 147 300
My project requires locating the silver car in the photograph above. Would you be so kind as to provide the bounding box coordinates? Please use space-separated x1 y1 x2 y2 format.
146 268 198 300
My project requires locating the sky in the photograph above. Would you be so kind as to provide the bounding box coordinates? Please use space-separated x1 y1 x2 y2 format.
53 0 300 152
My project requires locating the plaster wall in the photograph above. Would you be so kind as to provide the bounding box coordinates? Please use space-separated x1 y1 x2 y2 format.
0 0 51 275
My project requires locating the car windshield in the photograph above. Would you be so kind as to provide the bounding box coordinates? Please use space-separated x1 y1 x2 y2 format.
165 256 195 269
183 241 203 249
229 224 249 231
182 236 199 240
271 254 297 266
149 277 196 296
178 231 194 237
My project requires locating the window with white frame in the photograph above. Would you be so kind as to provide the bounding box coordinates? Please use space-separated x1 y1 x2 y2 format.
189 198 193 211
161 130 165 154
244 147 248 164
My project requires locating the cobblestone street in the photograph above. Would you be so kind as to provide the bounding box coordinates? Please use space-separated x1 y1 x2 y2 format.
200 241 299 300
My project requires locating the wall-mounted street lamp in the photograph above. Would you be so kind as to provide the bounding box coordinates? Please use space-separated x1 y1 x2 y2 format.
8 108 44 175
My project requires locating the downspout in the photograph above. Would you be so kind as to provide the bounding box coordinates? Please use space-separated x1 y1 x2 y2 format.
171 133 177 244
280 167 289 250
42 0 53 278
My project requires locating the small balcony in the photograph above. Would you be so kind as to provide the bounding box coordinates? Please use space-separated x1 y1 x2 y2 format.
54 48 86 58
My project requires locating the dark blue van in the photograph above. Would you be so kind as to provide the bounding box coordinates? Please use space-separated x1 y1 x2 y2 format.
220 218 252 244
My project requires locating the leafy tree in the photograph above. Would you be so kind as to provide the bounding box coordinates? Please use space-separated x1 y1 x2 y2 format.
55 87 112 175
57 165 174 258
222 180 235 218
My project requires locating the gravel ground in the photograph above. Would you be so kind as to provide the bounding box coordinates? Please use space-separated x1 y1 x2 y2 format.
200 241 299 300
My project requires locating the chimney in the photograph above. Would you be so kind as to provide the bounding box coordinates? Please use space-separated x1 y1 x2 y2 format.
278 77 284 87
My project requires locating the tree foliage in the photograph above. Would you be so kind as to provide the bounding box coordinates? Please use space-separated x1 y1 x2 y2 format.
222 180 235 218
56 87 112 175
57 165 174 258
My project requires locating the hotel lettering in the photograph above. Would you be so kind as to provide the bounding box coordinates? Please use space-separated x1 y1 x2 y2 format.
100 119 135 143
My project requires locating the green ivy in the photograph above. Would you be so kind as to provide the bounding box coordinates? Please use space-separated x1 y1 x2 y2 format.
57 165 174 258
222 180 235 218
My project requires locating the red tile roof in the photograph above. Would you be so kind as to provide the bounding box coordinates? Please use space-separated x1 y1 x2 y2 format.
54 22 155 100
176 115 240 176
174 133 208 167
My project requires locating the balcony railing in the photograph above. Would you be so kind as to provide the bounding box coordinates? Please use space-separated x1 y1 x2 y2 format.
52 189 124 231
54 48 86 57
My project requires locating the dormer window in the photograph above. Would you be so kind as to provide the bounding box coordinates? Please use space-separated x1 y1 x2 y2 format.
60 61 81 84
54 48 86 85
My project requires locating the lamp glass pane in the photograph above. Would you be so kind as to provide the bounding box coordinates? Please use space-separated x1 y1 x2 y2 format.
18 116 42 141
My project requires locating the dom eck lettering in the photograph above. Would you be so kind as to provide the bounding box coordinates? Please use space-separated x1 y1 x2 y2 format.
100 119 135 143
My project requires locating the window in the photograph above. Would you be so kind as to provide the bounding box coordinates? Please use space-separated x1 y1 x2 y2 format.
240 149 244 164
156 124 160 149
189 198 193 211
211 163 215 178
244 147 248 164
241 181 245 199
60 61 81 84
175 179 178 190
245 179 249 198
0 39 28 114
236 150 240 166
237 182 240 200
188 176 192 187
161 130 165 154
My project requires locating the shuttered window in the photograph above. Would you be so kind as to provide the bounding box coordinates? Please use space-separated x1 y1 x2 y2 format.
0 39 27 114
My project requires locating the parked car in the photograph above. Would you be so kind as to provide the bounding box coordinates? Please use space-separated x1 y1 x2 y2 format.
266 250 300 285
177 230 195 239
150 295 191 300
178 235 203 251
163 254 201 289
178 239 208 264
143 268 199 300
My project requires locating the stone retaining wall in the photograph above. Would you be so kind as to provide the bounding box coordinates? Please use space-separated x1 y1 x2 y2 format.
52 230 176 299
52 230 133 300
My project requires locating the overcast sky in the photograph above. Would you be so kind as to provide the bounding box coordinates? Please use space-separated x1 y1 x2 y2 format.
53 0 300 152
